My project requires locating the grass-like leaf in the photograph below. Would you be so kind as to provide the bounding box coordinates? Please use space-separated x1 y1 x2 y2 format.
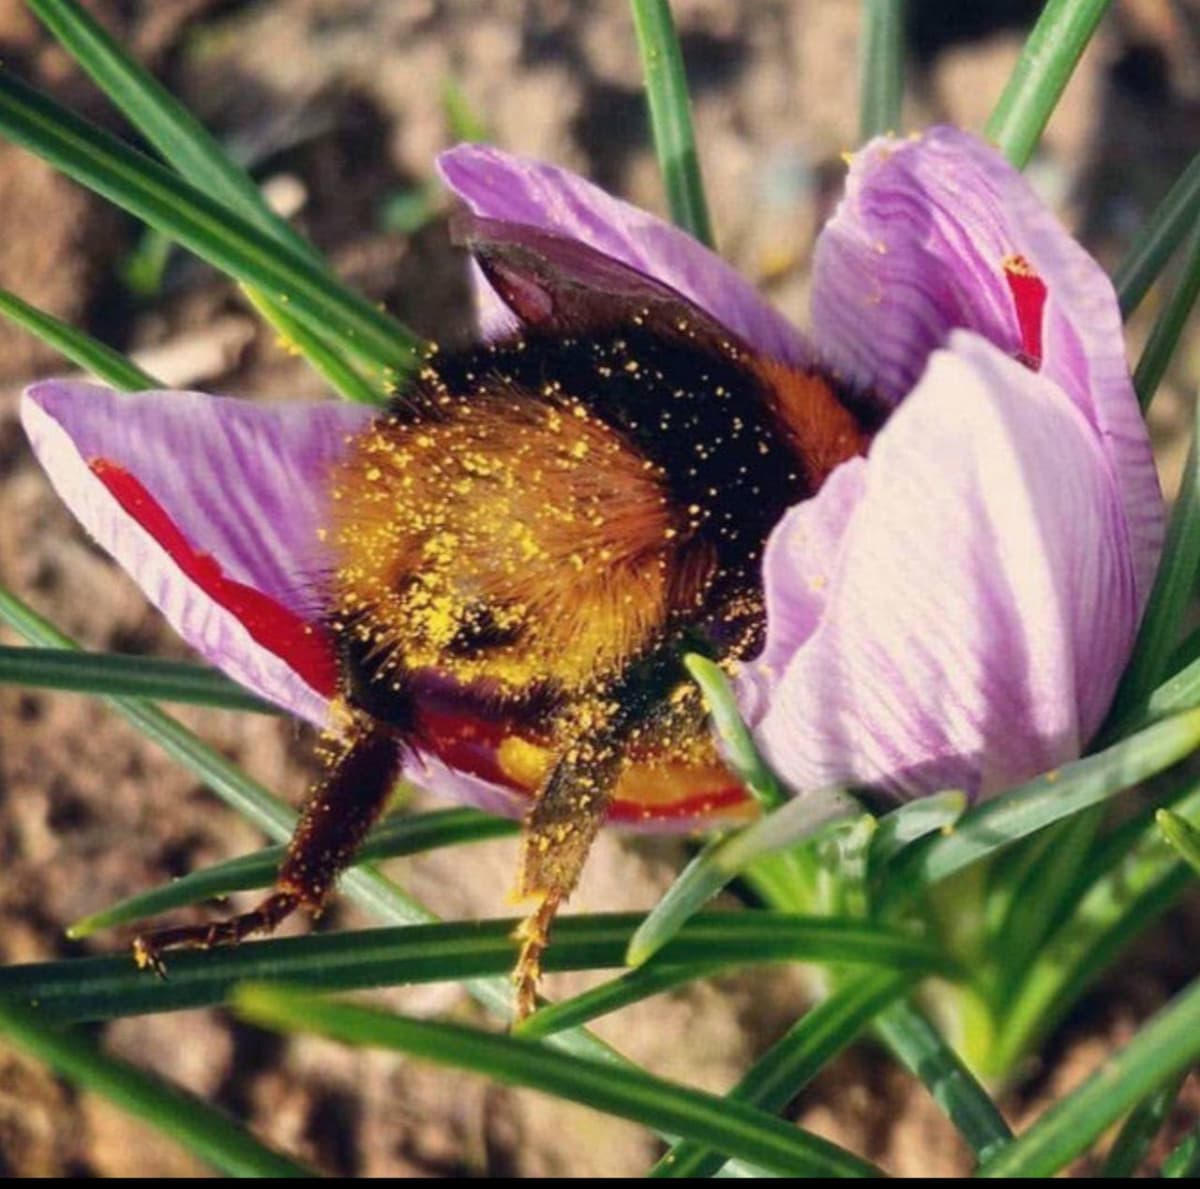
1100 1074 1186 1177
1133 229 1200 411
873 999 1012 1163
26 0 317 263
984 0 1112 169
859 0 905 142
978 974 1200 1177
0 69 422 377
0 583 510 1024
0 912 951 1023
0 999 315 1177
879 707 1200 902
625 792 860 966
119 225 173 297
0 645 276 714
1108 408 1200 723
239 284 384 404
684 653 785 810
630 0 714 247
1102 644 1200 744
1156 807 1200 876
868 788 966 874
1114 151 1200 318
26 0 392 402
0 284 158 389
1162 1123 1200 1178
234 985 884 1178
68 808 517 939
649 970 910 1178
0 585 811 1144
985 805 1106 1006
516 962 727 1039
442 77 489 143
989 778 1200 1076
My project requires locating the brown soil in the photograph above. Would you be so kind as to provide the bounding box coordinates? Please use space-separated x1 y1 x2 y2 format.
1 0 1199 1177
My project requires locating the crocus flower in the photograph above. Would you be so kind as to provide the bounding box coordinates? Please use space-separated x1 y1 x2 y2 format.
21 126 1163 828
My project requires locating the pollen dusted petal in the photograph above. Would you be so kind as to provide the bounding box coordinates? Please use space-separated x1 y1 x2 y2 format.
407 708 752 829
811 125 1162 609
21 381 373 724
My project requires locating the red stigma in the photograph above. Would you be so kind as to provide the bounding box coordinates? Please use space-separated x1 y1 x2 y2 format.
1002 254 1047 370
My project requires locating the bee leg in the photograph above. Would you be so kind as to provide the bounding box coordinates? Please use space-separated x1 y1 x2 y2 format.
132 712 403 974
512 738 624 1020
511 647 683 1020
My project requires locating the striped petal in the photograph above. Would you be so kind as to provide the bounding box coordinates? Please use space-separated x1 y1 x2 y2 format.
811 125 1163 608
21 381 373 725
747 332 1140 801
438 143 812 368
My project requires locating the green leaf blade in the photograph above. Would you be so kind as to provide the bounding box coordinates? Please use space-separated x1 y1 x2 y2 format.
1107 408 1200 724
235 987 884 1178
1101 1075 1186 1177
859 0 905 143
0 646 277 714
67 808 517 939
625 792 859 967
650 970 911 1178
0 912 948 1024
1114 152 1200 318
630 0 715 247
0 70 422 377
517 963 726 1040
0 999 315 1177
0 285 158 390
874 999 1012 1163
1133 231 1200 412
985 0 1112 169
26 0 315 262
978 975 1200 1177
881 707 1200 899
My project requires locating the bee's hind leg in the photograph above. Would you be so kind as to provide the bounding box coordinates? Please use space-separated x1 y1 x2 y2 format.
511 647 683 1021
132 709 403 974
512 739 624 1020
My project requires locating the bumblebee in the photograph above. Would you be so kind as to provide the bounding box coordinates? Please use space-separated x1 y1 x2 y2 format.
134 227 875 1018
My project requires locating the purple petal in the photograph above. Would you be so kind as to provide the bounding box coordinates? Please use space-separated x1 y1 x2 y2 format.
438 143 812 368
21 381 374 725
745 332 1141 801
737 458 867 726
403 751 527 822
811 126 1163 608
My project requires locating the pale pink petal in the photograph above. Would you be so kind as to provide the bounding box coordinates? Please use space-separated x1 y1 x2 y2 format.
747 333 1140 801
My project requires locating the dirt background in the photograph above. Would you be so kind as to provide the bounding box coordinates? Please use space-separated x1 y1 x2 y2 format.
0 0 1199 1177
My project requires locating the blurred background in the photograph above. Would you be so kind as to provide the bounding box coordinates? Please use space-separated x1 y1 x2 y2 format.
0 0 1198 1175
